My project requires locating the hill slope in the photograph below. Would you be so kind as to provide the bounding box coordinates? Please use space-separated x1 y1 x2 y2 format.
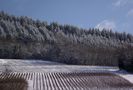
0 11 133 66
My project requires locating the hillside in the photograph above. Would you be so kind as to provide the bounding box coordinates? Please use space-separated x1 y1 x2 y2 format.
0 11 133 66
0 59 133 90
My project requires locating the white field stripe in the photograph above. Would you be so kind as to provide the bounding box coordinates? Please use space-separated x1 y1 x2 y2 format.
42 73 46 90
36 73 40 90
58 73 69 90
72 72 81 90
47 73 54 90
29 73 33 80
52 73 62 90
60 73 71 90
61 73 73 90
45 73 51 90
28 80 33 90
27 73 30 80
39 73 43 90
73 72 84 89
33 73 36 90
55 73 65 90
68 73 80 90
49 73 57 90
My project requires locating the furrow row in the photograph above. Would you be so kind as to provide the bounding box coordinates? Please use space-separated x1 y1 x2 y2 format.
0 72 132 90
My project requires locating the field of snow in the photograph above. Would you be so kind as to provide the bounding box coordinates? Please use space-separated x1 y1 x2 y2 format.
0 59 133 90
0 59 119 72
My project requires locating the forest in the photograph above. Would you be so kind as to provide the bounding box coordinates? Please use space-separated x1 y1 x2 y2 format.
0 11 133 67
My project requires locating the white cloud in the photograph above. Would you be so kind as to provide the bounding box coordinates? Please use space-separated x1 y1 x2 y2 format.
113 0 133 7
114 0 123 7
127 9 133 17
95 20 116 31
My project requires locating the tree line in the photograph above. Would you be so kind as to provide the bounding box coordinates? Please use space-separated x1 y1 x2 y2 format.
0 11 133 67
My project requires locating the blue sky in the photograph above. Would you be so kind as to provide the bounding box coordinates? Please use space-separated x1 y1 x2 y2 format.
0 0 133 34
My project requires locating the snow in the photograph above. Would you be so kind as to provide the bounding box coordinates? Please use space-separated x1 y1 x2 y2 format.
120 74 133 83
114 70 133 84
28 80 33 90
0 59 133 85
0 59 7 65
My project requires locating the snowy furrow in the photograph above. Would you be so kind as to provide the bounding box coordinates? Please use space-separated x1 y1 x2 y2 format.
0 72 132 90
0 59 133 90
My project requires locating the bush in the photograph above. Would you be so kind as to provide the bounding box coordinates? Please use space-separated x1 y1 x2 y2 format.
118 45 133 72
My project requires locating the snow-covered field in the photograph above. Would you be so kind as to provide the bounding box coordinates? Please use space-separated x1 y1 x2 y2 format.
0 59 133 90
0 59 120 73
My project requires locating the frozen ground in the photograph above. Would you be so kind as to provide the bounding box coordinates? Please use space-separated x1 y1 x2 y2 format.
0 59 119 73
0 59 133 90
0 59 63 66
114 70 133 84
